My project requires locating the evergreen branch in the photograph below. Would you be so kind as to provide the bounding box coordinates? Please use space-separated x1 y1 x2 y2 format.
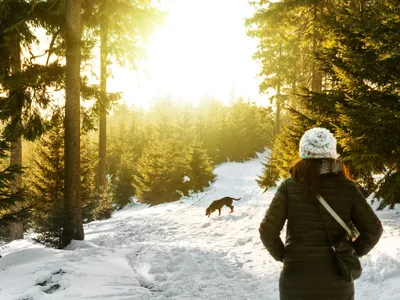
46 29 60 66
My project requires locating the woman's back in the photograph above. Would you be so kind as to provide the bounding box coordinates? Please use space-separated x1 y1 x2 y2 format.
259 127 383 300
260 174 382 300
284 174 366 263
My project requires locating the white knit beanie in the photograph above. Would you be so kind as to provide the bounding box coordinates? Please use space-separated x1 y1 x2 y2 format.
299 127 338 159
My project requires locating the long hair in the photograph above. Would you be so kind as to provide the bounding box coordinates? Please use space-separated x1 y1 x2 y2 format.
289 158 350 199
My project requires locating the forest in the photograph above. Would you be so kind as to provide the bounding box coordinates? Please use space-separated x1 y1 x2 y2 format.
248 0 400 210
0 0 274 249
0 0 399 251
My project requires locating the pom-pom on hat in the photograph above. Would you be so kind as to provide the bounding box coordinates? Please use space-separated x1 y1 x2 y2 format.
299 127 338 159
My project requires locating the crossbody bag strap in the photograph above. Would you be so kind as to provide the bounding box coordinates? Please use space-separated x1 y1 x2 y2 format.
316 203 336 251
316 193 352 237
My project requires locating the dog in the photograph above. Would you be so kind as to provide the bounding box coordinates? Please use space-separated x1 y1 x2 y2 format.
205 197 241 217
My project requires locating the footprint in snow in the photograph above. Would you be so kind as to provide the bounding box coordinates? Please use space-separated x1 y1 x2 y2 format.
35 269 65 294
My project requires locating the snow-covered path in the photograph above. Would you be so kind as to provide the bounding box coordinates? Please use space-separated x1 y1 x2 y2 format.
1 153 400 299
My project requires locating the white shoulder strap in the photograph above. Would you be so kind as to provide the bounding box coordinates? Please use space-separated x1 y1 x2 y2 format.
316 193 352 237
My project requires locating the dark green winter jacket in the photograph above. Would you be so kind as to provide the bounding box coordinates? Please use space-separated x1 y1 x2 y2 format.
259 174 383 300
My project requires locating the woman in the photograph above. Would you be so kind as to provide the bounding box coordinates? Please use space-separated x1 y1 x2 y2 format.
259 128 383 300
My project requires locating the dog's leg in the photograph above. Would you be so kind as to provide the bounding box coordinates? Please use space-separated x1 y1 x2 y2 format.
229 205 234 213
218 209 221 216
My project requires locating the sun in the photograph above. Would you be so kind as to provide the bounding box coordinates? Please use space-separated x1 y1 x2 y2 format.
108 0 265 108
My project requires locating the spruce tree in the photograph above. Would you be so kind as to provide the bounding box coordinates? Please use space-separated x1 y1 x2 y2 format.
257 153 281 191
80 134 98 222
107 109 146 208
215 106 231 163
92 178 113 220
28 113 99 248
246 0 320 134
29 117 65 248
311 0 400 208
134 138 184 206
112 151 136 209
248 0 342 189
254 0 400 209
184 138 216 193
0 136 25 239
195 98 223 163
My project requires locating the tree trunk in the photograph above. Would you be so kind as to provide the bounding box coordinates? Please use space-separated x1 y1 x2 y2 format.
291 64 298 111
275 45 282 135
275 79 281 135
358 0 365 12
98 9 108 190
9 34 23 240
311 3 323 93
63 0 84 247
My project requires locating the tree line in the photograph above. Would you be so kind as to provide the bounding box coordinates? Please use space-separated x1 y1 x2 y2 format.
107 98 273 207
248 0 400 209
3 97 273 248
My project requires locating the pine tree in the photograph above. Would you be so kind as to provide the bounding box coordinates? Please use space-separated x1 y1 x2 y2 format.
255 0 400 209
375 171 400 210
107 121 129 178
29 117 65 248
92 177 113 220
246 0 321 134
215 105 231 163
255 106 275 151
247 0 340 187
257 153 281 191
134 138 184 206
28 114 98 248
80 134 98 222
0 136 25 240
195 98 223 163
309 0 400 208
255 99 319 190
112 151 136 209
107 108 146 208
184 138 215 193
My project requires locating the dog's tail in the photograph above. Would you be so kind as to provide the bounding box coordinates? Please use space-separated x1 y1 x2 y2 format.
232 197 241 201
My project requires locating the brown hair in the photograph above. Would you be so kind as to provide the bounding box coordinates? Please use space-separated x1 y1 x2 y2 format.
289 158 350 199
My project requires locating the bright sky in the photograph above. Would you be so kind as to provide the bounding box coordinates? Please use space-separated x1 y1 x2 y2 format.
108 0 266 108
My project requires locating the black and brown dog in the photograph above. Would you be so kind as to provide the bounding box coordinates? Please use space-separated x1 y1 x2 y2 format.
205 197 241 217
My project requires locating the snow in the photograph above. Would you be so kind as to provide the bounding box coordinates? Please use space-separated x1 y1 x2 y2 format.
1 152 400 299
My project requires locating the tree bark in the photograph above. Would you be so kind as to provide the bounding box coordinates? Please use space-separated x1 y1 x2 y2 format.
275 45 282 135
64 0 84 247
291 55 298 111
275 78 281 135
311 3 323 93
358 0 365 12
98 8 108 189
9 34 23 240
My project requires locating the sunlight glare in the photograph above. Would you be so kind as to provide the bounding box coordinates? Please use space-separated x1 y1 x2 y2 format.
110 0 265 108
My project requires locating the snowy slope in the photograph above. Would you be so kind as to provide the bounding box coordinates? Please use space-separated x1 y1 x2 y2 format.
1 152 400 300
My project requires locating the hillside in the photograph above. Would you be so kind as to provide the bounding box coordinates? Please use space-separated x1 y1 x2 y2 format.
1 153 399 300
